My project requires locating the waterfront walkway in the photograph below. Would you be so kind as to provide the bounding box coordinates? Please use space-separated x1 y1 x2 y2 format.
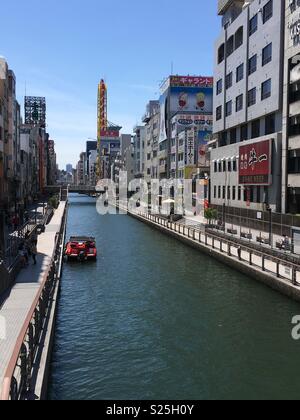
0 202 67 396
124 206 300 301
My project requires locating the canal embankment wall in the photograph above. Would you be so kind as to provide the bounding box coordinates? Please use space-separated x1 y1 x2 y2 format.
123 208 300 303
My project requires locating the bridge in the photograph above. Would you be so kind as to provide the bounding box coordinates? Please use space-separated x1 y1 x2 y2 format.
45 185 97 195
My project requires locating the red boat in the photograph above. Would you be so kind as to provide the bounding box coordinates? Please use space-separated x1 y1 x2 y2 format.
65 237 97 261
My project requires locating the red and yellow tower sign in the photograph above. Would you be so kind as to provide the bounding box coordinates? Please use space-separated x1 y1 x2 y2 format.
97 79 108 178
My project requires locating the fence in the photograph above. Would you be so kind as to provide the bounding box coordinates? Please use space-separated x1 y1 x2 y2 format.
212 205 300 238
132 209 300 287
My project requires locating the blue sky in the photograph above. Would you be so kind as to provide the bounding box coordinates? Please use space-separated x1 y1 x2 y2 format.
0 0 220 168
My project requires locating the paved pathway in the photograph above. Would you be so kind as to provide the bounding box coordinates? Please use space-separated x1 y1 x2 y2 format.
0 202 66 395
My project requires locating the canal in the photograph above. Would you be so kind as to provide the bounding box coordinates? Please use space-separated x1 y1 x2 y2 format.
49 194 300 400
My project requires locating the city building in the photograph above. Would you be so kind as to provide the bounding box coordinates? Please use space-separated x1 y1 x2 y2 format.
77 152 87 185
211 0 285 212
143 101 160 184
66 164 73 173
86 141 97 175
158 75 213 180
282 0 300 213
133 126 146 178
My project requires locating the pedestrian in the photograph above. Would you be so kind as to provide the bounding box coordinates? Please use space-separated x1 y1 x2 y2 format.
31 231 38 246
30 242 38 265
18 243 28 268
237 246 242 260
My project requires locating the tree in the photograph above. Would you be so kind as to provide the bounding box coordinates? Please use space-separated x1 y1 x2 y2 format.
204 208 218 226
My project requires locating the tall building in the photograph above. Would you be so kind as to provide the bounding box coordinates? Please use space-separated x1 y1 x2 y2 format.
86 141 97 174
66 164 73 173
211 0 284 212
282 0 300 213
159 75 213 180
133 126 146 178
143 101 160 183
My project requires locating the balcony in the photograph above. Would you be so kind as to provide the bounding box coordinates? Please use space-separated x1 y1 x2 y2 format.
171 162 176 171
288 174 300 189
289 135 300 151
171 146 176 154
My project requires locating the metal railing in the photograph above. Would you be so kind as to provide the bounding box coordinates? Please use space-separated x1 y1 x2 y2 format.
0 203 68 401
1 206 55 269
132 209 300 287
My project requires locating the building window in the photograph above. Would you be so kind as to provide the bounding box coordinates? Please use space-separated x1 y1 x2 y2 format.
289 114 300 136
218 186 221 199
214 186 217 199
226 36 234 57
261 79 272 100
218 161 222 172
228 160 232 172
236 94 243 112
230 128 237 144
251 119 260 139
236 63 244 83
225 72 233 90
233 159 237 172
217 79 223 95
248 87 257 107
223 160 226 172
248 54 257 76
226 100 232 117
214 161 218 172
256 186 261 204
249 14 258 36
233 186 236 201
262 43 272 66
241 124 248 141
227 186 231 200
238 186 241 201
220 131 227 147
218 44 225 64
290 81 300 104
223 186 226 199
235 27 243 50
263 0 273 24
265 113 275 135
216 106 222 121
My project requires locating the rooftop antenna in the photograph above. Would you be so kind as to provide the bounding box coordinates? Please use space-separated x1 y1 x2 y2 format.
171 61 174 75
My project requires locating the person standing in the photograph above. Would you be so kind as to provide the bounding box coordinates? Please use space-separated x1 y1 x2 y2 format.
31 241 38 265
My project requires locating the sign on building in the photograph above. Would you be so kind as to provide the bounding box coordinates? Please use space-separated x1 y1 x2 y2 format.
239 140 272 186
25 96 46 128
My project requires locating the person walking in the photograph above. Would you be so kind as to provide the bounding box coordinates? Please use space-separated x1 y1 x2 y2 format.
30 241 38 265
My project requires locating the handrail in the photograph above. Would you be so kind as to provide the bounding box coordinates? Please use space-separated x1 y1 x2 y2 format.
0 203 68 400
131 209 300 283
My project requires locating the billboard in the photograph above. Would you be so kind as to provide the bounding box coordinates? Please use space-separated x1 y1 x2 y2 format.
25 97 46 128
170 76 213 88
239 140 272 185
159 91 168 143
170 87 213 114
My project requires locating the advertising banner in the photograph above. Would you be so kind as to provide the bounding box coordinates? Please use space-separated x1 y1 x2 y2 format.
170 76 213 88
239 140 272 185
175 114 213 130
159 92 167 144
185 130 195 166
170 87 213 114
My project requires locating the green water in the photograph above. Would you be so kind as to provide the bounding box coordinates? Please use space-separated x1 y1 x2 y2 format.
49 195 300 400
